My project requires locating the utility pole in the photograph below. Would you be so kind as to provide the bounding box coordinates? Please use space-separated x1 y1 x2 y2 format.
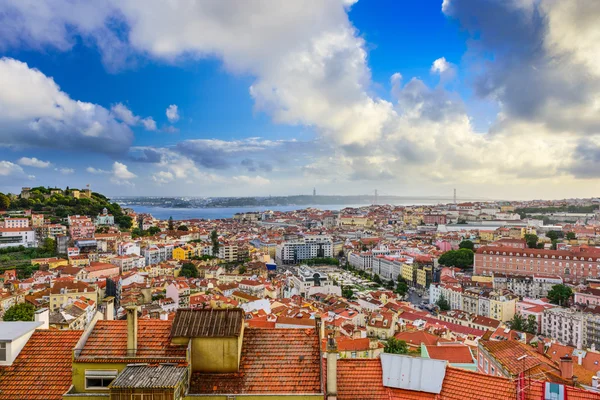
453 188 457 204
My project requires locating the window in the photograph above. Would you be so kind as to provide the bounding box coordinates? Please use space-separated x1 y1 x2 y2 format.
479 354 483 366
85 370 117 390
0 342 6 361
484 359 489 373
351 351 357 358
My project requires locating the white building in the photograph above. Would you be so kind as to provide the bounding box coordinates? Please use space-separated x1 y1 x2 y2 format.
142 243 174 265
288 265 334 297
0 228 35 248
276 236 333 265
541 307 584 349
118 242 141 256
3 218 29 229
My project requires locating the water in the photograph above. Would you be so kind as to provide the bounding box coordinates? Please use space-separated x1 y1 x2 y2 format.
127 204 365 220
126 197 460 220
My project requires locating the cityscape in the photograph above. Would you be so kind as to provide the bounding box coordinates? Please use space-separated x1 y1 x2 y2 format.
1 1 600 400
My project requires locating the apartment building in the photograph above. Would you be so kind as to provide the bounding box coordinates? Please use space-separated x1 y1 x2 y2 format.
110 254 146 273
3 218 29 228
475 245 600 283
49 281 98 312
542 307 584 348
0 227 35 248
142 243 174 265
493 274 563 299
276 235 333 265
41 223 67 239
218 242 238 262
288 265 334 296
68 216 95 239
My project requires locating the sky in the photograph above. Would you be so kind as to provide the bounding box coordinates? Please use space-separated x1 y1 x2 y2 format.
0 0 599 200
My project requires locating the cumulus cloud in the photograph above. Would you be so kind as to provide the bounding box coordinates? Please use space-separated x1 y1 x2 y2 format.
0 161 25 176
1 0 600 195
0 57 134 154
232 175 270 186
112 161 136 180
110 103 157 131
166 104 179 123
18 157 51 168
152 171 174 184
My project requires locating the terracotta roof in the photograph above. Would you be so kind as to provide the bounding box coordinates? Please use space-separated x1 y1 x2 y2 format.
77 320 186 360
480 340 556 378
190 328 321 394
394 330 442 346
170 308 244 338
335 359 388 400
425 345 475 364
0 330 82 400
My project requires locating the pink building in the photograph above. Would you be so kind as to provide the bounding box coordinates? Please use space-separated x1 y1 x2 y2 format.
516 298 554 334
475 246 600 283
574 287 600 307
3 218 29 228
84 262 120 279
424 214 447 225
435 240 453 252
68 217 95 239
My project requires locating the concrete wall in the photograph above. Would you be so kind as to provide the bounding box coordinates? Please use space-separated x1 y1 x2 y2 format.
190 337 242 373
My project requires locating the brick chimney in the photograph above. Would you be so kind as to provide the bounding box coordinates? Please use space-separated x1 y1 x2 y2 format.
326 334 337 400
126 306 138 357
537 340 545 355
559 356 573 380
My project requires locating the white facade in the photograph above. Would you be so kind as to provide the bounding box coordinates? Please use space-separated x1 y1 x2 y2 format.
276 236 333 265
542 307 584 348
142 244 174 265
0 228 35 248
288 265 333 297
3 218 29 229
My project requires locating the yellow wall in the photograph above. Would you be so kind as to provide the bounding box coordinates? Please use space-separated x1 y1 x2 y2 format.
71 362 127 394
189 336 242 373
183 396 322 400
471 275 493 283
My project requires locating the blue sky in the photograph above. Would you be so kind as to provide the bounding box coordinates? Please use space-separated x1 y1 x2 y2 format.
0 1 599 199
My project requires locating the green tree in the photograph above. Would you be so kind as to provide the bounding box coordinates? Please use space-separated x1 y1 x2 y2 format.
177 225 189 231
3 303 35 321
546 231 559 241
436 293 451 311
180 262 198 278
384 338 408 354
547 284 573 306
566 232 576 240
524 234 539 249
438 248 474 268
147 226 161 235
458 240 474 251
395 277 409 297
211 230 220 256
131 227 143 238
238 265 247 274
508 313 526 331
525 315 538 334
168 216 174 231
342 287 354 299
0 193 10 209
41 238 56 255
373 274 383 285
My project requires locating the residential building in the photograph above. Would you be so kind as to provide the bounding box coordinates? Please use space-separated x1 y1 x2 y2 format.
31 214 44 227
421 343 477 371
288 265 334 297
276 235 333 265
493 274 563 299
95 207 115 225
142 243 174 265
49 281 98 312
0 227 35 248
475 245 600 283
3 218 29 228
542 307 584 348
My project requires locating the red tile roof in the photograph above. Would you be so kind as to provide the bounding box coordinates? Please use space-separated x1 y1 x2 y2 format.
190 328 321 394
425 345 475 364
77 320 186 361
0 330 82 400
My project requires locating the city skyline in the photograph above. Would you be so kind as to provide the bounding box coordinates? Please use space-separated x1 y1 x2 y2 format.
1 1 599 199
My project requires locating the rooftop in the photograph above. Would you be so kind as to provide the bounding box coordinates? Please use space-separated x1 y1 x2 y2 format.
110 364 187 389
170 308 244 338
0 330 82 400
0 321 43 341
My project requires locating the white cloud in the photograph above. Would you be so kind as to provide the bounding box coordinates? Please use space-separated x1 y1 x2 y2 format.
0 161 25 176
165 104 179 123
17 156 51 168
431 57 450 74
56 167 74 174
111 161 136 181
152 171 174 184
0 57 133 153
86 166 109 174
110 102 157 131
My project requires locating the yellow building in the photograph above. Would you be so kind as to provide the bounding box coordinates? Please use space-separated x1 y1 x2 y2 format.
31 257 69 269
479 230 497 243
173 244 196 260
338 216 373 228
489 293 517 322
49 281 98 312
401 263 416 285
416 266 432 288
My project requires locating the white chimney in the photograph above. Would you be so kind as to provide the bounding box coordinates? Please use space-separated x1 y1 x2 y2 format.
160 311 168 321
34 308 49 329
126 306 138 357
577 352 583 366
326 335 337 399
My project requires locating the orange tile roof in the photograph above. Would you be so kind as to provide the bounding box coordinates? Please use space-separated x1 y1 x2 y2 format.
425 345 475 364
0 330 82 400
190 328 321 394
335 359 388 400
77 320 186 361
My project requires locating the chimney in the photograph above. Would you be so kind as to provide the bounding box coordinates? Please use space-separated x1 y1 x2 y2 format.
577 352 583 366
160 311 169 321
559 356 573 380
126 306 138 357
326 334 338 399
34 308 49 329
592 376 599 390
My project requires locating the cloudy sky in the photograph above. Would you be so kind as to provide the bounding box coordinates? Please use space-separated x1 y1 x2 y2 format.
0 0 599 199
